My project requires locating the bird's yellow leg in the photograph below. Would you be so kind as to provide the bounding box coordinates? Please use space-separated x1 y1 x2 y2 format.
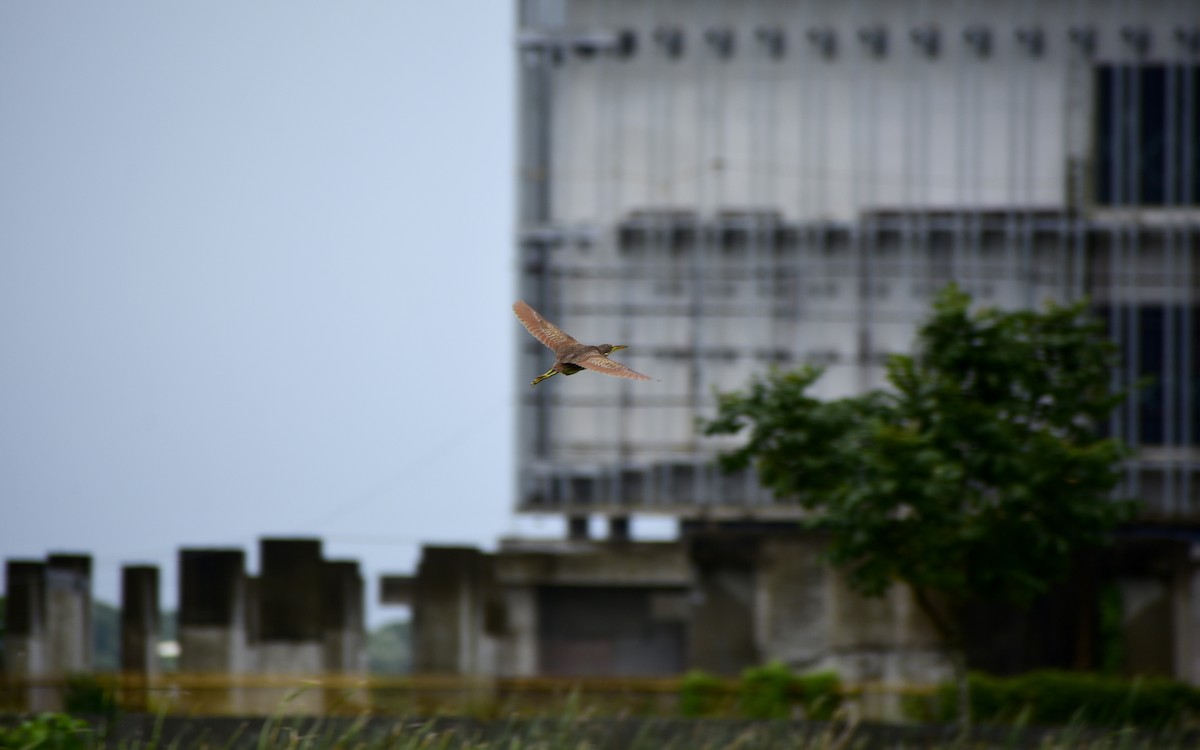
531 368 558 387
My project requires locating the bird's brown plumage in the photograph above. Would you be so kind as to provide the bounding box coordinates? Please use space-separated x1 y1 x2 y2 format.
513 300 651 385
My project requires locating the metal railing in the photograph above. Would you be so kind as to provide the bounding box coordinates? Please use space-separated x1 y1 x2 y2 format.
0 673 932 719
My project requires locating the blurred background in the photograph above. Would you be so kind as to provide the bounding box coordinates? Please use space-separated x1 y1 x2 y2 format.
3 0 1200 731
0 3 518 630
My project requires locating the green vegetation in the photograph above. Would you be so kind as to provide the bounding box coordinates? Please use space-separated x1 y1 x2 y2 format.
367 619 412 675
679 670 728 717
0 713 90 750
739 662 796 719
905 670 1200 729
1 709 1197 749
679 664 842 721
62 674 118 719
702 286 1137 725
1098 583 1125 677
91 601 119 672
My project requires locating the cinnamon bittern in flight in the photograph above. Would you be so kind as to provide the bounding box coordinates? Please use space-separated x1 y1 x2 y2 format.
513 300 651 387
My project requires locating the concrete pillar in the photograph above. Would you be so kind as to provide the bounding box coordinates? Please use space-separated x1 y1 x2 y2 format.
244 575 261 647
826 572 950 721
755 536 829 669
687 535 759 676
258 538 324 667
121 565 160 674
4 560 49 711
1172 548 1200 684
321 561 367 710
178 548 252 712
120 565 159 712
255 538 325 712
497 587 538 677
178 549 252 671
1118 576 1174 676
45 554 92 675
379 575 414 607
322 561 366 674
413 547 494 675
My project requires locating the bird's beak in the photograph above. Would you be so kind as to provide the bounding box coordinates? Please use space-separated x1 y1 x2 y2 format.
611 345 628 352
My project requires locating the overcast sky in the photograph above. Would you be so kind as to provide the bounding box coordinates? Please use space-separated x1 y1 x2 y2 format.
0 3 540 627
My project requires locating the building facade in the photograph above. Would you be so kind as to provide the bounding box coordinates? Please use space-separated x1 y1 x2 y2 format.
514 0 1200 523
430 0 1200 689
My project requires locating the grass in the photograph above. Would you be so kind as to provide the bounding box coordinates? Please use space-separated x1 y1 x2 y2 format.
5 677 1200 749
4 711 1200 750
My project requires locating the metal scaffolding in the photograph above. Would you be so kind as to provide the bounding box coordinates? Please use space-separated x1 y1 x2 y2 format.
515 0 1200 521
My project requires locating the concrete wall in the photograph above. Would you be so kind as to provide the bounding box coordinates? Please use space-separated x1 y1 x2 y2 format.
407 535 944 683
406 531 1200 699
416 531 1200 689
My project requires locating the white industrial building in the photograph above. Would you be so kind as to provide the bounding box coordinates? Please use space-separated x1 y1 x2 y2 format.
391 0 1200 692
514 0 1200 523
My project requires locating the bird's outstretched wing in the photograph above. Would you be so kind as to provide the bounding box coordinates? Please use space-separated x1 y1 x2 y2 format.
577 353 651 381
513 300 579 351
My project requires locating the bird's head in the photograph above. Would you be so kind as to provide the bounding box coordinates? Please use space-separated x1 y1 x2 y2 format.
599 344 628 354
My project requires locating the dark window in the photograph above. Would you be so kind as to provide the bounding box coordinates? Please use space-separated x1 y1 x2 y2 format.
1096 65 1200 206
1098 305 1200 445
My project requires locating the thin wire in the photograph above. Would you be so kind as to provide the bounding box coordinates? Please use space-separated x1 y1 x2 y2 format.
303 401 505 528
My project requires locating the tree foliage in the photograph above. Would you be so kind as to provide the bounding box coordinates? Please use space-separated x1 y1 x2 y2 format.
92 600 120 672
703 286 1137 699
368 619 412 675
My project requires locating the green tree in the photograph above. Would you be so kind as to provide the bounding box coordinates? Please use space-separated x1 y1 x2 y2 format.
703 285 1137 727
368 619 412 674
93 600 120 672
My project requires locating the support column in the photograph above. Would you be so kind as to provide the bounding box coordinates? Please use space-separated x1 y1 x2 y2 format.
178 549 252 713
322 561 366 674
1172 548 1200 684
826 572 950 722
413 547 490 675
255 538 325 712
322 561 367 710
121 565 160 711
687 535 759 676
4 560 49 711
121 566 160 674
45 554 92 675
